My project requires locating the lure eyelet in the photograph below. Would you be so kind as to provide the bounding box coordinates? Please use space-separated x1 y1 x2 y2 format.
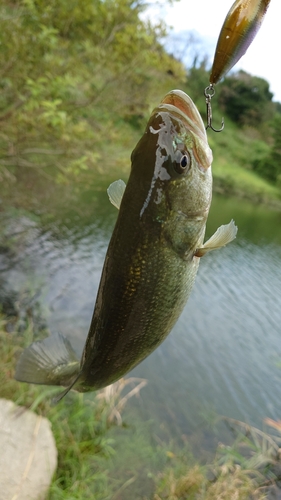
204 85 224 133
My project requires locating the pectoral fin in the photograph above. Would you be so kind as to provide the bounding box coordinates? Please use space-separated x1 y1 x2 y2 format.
107 179 126 210
194 219 237 257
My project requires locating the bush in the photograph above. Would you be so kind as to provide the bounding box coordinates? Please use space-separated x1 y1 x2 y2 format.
0 0 184 182
252 114 281 183
218 70 274 126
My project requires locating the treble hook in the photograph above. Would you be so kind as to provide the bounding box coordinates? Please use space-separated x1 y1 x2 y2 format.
204 85 224 132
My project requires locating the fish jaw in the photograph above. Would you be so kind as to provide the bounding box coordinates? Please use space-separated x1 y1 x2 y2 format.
155 90 213 173
159 89 208 144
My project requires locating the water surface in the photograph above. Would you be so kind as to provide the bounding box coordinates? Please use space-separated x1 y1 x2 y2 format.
1 184 281 494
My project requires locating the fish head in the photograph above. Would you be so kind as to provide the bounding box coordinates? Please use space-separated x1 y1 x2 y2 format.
129 90 213 252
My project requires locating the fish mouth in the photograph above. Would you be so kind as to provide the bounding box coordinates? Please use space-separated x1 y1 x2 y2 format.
156 90 212 171
159 90 207 144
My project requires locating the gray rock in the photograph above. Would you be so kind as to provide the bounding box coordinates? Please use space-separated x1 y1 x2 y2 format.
0 398 57 500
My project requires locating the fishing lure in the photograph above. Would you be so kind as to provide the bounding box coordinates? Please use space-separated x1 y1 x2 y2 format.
205 0 271 132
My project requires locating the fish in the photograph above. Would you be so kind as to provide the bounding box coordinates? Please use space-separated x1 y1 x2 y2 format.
15 90 237 402
210 0 271 84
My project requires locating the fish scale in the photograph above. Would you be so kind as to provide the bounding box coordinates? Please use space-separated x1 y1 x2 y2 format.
82 226 198 388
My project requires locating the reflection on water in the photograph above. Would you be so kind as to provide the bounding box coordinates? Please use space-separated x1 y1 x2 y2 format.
134 239 281 432
1 189 281 463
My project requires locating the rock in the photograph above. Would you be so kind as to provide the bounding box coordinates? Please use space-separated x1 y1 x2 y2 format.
0 398 57 500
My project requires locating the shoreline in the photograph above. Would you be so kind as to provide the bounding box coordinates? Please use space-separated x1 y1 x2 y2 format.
213 176 281 212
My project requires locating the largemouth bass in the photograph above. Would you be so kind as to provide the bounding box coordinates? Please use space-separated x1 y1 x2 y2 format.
15 90 237 402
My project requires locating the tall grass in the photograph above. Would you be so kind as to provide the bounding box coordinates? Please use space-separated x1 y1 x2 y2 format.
0 315 146 499
153 413 281 500
2 314 280 499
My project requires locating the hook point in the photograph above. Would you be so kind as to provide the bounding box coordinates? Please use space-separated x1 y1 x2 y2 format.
210 116 224 133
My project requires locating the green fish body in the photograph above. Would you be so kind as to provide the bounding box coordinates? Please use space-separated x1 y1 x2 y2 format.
15 90 237 401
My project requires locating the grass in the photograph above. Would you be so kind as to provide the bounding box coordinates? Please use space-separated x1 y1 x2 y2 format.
153 438 262 500
2 330 109 499
154 463 259 500
208 119 281 206
0 314 148 499
153 414 281 500
2 313 281 499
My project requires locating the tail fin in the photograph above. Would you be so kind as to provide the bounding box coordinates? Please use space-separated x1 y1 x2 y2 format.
15 332 80 387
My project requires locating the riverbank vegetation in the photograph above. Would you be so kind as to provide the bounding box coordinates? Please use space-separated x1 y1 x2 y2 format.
0 0 184 182
0 0 281 210
2 311 281 499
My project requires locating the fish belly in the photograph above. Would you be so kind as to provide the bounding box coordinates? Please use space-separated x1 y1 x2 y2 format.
80 218 200 390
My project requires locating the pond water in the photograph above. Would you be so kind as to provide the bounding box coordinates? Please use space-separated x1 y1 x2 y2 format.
1 178 281 496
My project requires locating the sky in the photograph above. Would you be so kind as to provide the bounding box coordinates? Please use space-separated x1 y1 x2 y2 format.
143 0 281 102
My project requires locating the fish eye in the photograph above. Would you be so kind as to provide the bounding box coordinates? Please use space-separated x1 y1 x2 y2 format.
174 151 191 174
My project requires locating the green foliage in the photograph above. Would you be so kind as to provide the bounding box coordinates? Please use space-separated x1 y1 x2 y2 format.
0 311 167 499
154 457 261 500
253 114 281 184
218 70 274 126
203 115 281 206
0 0 184 182
184 64 209 115
0 314 142 499
1 0 280 204
154 414 281 500
180 60 281 198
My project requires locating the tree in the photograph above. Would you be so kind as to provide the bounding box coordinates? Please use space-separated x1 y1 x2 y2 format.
0 0 184 182
253 114 281 184
218 70 274 126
